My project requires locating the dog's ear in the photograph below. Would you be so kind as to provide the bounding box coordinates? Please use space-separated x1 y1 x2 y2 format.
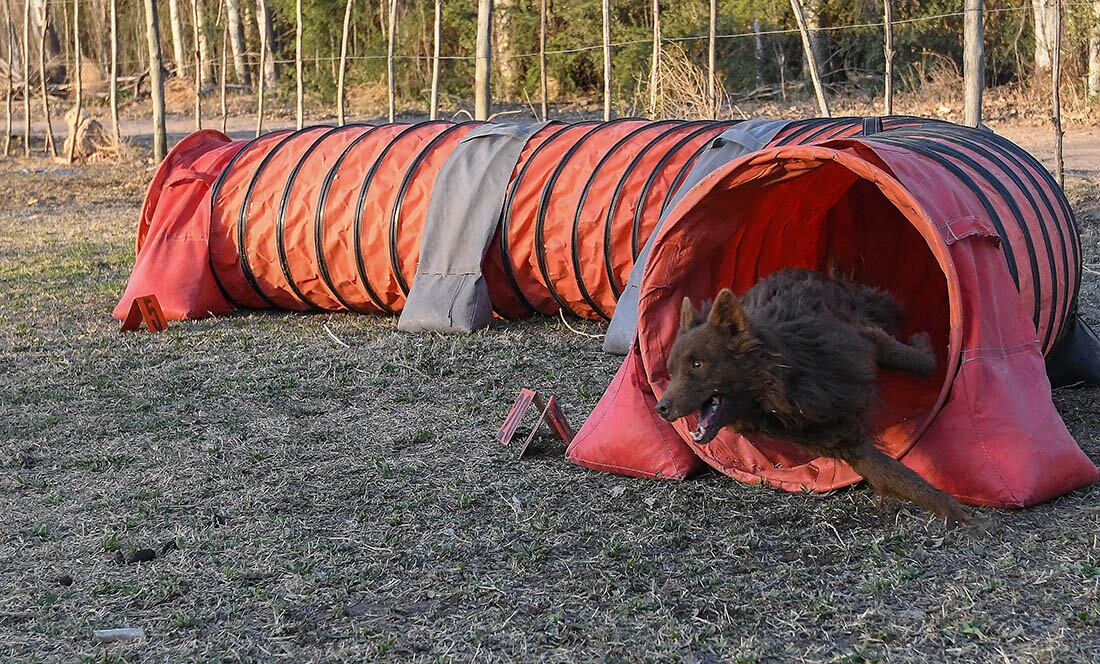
679 297 699 331
708 288 749 334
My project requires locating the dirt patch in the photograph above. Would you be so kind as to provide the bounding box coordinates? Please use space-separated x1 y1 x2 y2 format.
1 148 1099 662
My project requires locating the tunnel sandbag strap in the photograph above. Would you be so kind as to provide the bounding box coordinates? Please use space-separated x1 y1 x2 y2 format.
1046 317 1100 387
398 121 550 333
862 116 882 135
603 119 791 355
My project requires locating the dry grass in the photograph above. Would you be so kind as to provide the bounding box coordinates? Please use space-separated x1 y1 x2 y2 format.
1 150 1100 662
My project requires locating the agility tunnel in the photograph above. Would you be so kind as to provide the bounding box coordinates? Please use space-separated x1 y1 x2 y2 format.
116 117 1100 508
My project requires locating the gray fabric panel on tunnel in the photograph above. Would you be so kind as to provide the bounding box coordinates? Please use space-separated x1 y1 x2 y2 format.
602 119 791 354
398 121 549 333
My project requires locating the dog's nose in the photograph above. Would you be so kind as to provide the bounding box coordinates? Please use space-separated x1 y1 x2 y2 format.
655 399 670 419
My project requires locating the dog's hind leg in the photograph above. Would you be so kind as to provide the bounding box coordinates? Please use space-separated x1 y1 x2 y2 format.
861 327 937 377
836 440 972 527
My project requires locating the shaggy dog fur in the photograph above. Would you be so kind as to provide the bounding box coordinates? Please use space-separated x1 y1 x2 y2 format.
655 268 971 526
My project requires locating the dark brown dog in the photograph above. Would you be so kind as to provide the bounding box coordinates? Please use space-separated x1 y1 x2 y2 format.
654 268 971 526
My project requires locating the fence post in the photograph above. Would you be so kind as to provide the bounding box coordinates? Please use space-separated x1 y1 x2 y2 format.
338 0 353 125
387 0 396 122
883 0 893 115
144 0 166 161
708 0 716 117
430 0 440 119
790 0 829 116
602 0 611 121
963 0 983 127
474 0 491 119
255 0 267 136
66 0 81 162
539 0 547 120
22 0 29 156
110 0 120 142
38 0 55 157
295 0 303 129
1052 0 1063 186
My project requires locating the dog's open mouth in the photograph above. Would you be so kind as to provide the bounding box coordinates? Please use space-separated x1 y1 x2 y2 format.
692 395 724 444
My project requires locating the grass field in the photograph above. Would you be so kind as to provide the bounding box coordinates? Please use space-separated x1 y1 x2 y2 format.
2 150 1100 663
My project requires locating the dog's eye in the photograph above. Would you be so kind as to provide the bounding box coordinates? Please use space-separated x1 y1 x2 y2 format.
691 360 702 369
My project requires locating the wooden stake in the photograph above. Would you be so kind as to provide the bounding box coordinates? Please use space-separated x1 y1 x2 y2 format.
474 0 490 120
708 0 717 117
224 0 248 85
753 17 763 88
144 0 167 161
337 0 353 125
66 0 81 163
963 0 983 127
37 0 55 157
790 0 829 116
883 0 894 116
429 0 439 119
191 0 202 130
601 0 611 121
387 0 396 122
295 0 302 129
536 0 547 119
1052 0 1063 186
109 0 120 143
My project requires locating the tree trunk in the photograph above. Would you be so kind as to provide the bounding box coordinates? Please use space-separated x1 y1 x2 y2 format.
65 0 79 162
1088 0 1099 99
790 0 829 116
801 0 827 81
219 0 227 131
37 0 54 157
650 0 659 116
224 0 248 85
144 0 166 161
539 0 547 119
1052 0 1063 186
707 0 716 117
3 0 13 156
883 0 893 115
429 0 440 119
194 0 213 84
387 0 396 121
337 0 353 125
295 0 302 129
753 17 763 88
109 0 119 142
1033 0 1056 74
28 0 59 64
22 0 29 156
494 0 517 101
256 0 275 88
168 0 187 75
190 0 201 130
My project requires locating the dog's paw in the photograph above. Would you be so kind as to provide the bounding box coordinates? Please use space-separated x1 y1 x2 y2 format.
937 501 975 529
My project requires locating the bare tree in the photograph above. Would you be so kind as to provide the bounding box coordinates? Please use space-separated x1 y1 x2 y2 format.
168 0 187 75
190 0 202 130
36 0 54 157
790 0 829 116
883 0 894 115
495 0 517 100
66 0 80 163
707 0 716 117
3 0 12 156
256 0 275 88
337 0 353 125
1033 0 1057 73
256 0 267 135
801 0 827 80
224 0 248 85
194 0 213 84
219 0 228 131
144 0 166 161
295 0 302 129
1088 0 1099 99
539 0 547 119
1051 0 1063 186
109 0 119 142
387 0 396 121
22 0 29 156
753 18 762 88
650 0 659 116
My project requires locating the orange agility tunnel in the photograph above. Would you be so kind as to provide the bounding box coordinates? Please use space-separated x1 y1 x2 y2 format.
116 117 932 325
116 117 1100 508
568 123 1100 507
